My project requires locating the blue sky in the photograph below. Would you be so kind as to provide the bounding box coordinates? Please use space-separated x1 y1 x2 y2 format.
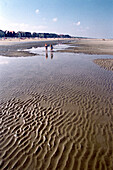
0 0 113 38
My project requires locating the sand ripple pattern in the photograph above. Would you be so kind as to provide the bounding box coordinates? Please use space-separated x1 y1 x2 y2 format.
0 54 113 170
94 59 113 71
0 85 113 170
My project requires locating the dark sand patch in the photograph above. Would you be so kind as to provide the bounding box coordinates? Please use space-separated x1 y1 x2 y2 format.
94 59 113 71
0 50 37 57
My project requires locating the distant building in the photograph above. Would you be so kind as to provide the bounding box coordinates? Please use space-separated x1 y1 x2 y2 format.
4 30 16 37
16 31 31 38
25 32 32 37
0 29 72 38
32 32 39 37
0 30 5 37
59 34 71 38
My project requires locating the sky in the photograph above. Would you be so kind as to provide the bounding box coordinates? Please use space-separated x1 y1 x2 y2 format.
0 0 113 38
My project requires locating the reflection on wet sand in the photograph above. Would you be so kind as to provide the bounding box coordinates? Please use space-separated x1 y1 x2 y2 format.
45 50 54 59
45 52 48 59
51 52 53 59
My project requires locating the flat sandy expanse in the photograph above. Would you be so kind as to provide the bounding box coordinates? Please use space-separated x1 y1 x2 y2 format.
1 38 113 71
0 38 113 70
0 37 113 55
61 38 113 55
0 37 74 46
0 38 73 57
61 38 113 71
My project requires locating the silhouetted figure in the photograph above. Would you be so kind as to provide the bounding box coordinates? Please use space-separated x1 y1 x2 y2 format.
45 43 48 51
50 44 53 51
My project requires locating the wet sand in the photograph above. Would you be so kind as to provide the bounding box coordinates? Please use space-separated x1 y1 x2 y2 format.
0 38 72 45
94 59 113 71
60 38 113 55
0 41 113 170
0 38 72 57
60 38 113 71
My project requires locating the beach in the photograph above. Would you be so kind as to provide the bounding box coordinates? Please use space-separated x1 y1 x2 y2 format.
0 38 70 45
59 38 113 55
0 38 113 170
0 38 72 57
61 38 113 71
94 59 113 71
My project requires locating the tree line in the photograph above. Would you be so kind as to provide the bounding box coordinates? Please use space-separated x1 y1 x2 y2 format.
0 30 71 38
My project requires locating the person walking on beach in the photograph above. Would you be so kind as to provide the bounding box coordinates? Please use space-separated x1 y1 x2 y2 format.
45 43 48 51
50 44 53 51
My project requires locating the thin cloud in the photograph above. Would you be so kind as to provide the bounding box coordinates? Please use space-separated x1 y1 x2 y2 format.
76 21 80 26
35 9 39 14
53 18 58 22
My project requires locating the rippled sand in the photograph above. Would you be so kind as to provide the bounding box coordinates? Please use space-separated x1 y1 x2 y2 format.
0 51 113 170
94 59 113 71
